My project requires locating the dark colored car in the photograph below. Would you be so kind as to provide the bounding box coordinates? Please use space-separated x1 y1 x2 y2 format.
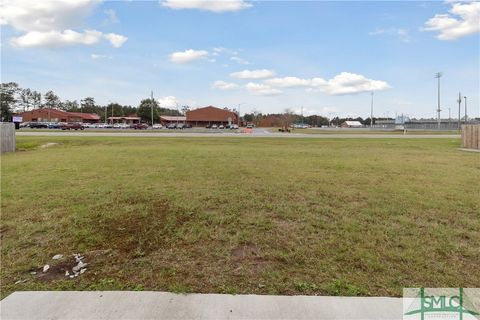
48 122 61 129
167 123 177 129
130 123 149 130
184 123 192 128
29 122 48 128
60 123 84 130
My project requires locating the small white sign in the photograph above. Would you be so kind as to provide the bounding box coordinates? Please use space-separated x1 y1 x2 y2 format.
13 116 23 122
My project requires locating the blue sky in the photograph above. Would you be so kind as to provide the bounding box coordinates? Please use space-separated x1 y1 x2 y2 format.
1 0 479 118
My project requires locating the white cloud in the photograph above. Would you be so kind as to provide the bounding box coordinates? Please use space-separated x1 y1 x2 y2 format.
157 96 179 108
369 28 411 43
10 29 103 48
91 53 109 59
0 0 100 32
230 56 249 65
310 72 390 95
245 83 282 96
104 9 119 25
103 33 128 48
1 0 128 48
161 0 252 12
265 76 311 88
262 73 389 95
230 69 275 79
212 80 239 90
423 2 480 40
169 49 209 63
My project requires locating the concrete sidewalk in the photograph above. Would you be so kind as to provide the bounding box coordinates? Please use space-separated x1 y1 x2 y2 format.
1 291 403 320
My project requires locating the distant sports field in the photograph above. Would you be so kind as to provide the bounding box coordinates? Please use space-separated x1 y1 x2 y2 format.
1 136 478 298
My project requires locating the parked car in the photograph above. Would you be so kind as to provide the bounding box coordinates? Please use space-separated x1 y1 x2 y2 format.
211 124 218 129
167 123 177 129
20 122 30 128
176 123 185 129
231 124 239 130
60 122 84 130
29 122 48 128
218 124 225 129
47 122 61 129
246 124 253 129
152 124 163 129
205 124 212 129
131 123 149 130
184 123 192 128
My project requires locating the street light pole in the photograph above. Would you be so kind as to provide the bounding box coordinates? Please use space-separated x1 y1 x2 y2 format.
457 92 462 130
150 91 154 127
434 72 443 129
370 92 374 129
237 103 244 127
175 103 179 126
464 96 467 124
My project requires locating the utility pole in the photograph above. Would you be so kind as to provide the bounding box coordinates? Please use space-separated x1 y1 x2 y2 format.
104 105 107 125
448 107 451 120
370 92 374 129
457 92 462 130
434 72 442 129
237 103 244 127
464 96 467 124
150 91 154 127
175 103 179 126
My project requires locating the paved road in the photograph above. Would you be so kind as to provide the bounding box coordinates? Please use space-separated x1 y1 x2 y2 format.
1 291 403 320
17 130 460 139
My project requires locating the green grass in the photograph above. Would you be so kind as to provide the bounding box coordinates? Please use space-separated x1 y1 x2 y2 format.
1 136 479 298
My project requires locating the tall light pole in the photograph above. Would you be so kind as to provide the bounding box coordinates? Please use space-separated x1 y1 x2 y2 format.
150 91 154 127
370 91 374 129
464 96 467 124
457 92 462 130
237 103 244 127
175 103 180 126
434 72 443 129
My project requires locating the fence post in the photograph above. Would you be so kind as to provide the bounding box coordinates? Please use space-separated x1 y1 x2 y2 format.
461 125 480 150
0 122 16 153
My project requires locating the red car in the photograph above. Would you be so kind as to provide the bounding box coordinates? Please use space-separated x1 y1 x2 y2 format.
130 123 149 130
60 123 84 130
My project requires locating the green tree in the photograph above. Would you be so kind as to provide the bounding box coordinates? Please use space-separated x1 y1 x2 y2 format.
137 99 159 124
63 100 79 112
44 90 61 109
0 82 19 121
81 97 97 113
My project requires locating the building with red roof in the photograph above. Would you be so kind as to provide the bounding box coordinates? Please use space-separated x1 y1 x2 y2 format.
17 108 100 123
186 106 238 127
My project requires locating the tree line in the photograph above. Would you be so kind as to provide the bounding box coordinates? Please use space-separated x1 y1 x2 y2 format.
0 82 182 123
243 111 392 127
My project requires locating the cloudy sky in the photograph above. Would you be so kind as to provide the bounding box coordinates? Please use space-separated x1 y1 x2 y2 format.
1 0 479 118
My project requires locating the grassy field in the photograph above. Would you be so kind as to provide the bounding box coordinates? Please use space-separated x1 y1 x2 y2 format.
1 136 479 298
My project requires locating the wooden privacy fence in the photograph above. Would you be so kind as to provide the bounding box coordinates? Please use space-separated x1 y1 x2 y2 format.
1 123 15 153
461 124 480 150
